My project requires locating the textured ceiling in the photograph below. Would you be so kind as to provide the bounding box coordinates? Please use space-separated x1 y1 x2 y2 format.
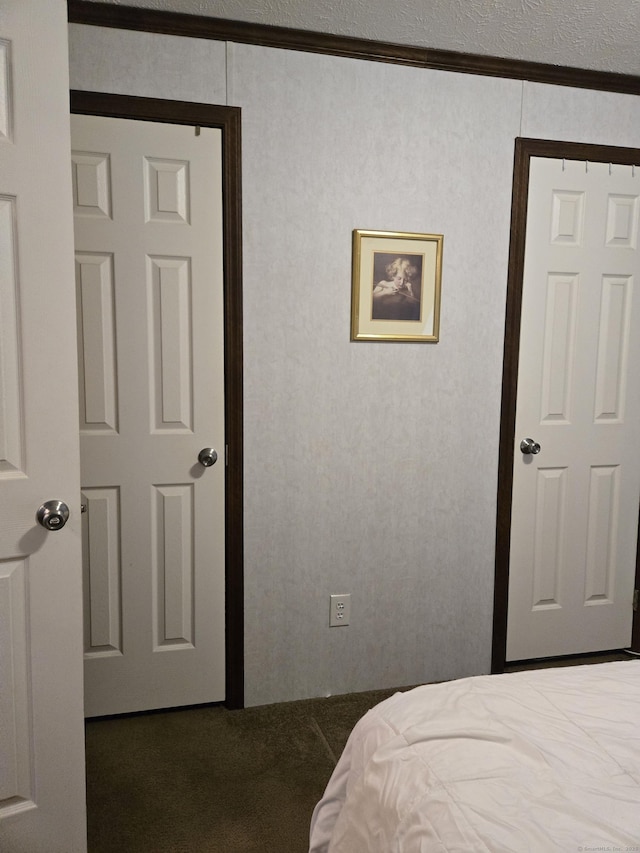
88 0 640 76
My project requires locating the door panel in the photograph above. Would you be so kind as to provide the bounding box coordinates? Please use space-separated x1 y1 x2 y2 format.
507 156 640 661
72 115 226 716
0 2 86 850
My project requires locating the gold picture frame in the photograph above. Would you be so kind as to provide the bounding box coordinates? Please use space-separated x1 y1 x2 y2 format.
351 229 443 342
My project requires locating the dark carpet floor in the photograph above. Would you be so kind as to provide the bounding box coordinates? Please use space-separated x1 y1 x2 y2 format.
85 686 401 853
86 652 633 852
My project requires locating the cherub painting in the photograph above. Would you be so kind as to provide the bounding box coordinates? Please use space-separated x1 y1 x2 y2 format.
371 253 423 321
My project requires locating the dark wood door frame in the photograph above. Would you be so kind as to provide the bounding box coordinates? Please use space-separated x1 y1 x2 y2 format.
70 90 244 708
492 137 640 672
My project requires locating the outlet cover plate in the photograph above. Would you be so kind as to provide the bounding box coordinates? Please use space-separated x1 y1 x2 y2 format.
330 593 351 627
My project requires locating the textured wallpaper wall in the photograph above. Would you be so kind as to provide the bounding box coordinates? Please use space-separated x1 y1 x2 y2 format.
68 24 640 706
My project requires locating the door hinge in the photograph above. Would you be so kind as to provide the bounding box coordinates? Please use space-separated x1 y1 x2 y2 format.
225 445 229 466
634 589 639 612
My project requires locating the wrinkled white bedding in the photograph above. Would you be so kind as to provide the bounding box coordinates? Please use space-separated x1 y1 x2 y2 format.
309 661 640 852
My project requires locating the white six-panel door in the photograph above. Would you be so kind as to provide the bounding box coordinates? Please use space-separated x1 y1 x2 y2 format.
507 157 640 661
0 2 87 851
71 115 226 716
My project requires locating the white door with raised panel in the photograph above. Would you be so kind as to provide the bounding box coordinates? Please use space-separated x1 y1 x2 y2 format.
0 2 86 851
71 115 225 716
507 157 640 661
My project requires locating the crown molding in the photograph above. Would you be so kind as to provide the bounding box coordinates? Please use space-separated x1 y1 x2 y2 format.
68 0 640 96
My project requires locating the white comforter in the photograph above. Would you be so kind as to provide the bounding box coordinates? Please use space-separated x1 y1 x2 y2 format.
309 661 640 852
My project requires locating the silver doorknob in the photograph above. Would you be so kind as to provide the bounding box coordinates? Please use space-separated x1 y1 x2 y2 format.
36 500 70 531
520 438 541 455
198 448 218 467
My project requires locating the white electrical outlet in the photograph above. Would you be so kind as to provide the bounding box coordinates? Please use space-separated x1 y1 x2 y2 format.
330 593 351 627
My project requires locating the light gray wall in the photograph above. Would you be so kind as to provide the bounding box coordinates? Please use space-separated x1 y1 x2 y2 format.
69 24 640 706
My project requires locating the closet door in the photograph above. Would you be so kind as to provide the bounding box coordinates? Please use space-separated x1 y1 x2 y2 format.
507 156 640 660
72 115 226 716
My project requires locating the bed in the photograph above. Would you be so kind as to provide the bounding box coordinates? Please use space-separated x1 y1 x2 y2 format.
309 661 640 852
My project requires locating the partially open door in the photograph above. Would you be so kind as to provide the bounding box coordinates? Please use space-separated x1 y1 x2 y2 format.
0 1 86 850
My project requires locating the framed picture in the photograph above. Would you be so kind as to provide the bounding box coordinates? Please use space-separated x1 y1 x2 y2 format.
351 229 443 342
